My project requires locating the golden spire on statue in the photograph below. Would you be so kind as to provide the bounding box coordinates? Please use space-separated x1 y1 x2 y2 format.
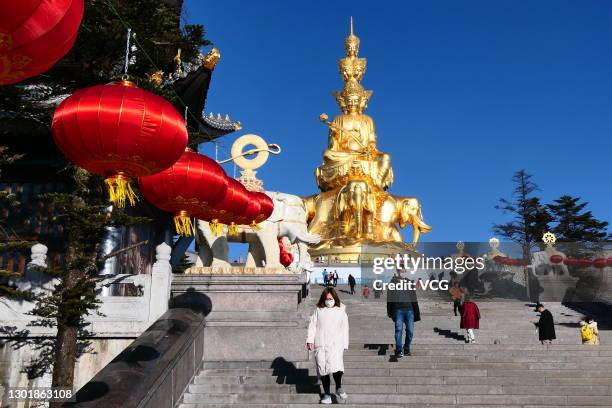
304 18 432 262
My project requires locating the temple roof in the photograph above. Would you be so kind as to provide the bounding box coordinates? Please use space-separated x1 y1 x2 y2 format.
171 61 241 144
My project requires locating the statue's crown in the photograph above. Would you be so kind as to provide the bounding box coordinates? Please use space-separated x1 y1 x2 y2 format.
334 17 372 113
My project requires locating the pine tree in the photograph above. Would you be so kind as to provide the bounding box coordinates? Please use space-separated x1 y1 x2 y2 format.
173 254 194 274
548 195 610 242
0 0 211 396
493 170 553 261
0 146 33 300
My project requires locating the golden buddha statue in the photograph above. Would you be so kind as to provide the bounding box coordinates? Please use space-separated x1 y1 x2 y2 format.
305 18 432 262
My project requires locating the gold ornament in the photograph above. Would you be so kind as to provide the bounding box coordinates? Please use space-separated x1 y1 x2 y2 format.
542 232 556 246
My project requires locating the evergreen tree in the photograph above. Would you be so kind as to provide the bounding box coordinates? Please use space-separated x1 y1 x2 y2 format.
548 195 610 242
173 254 194 274
0 0 211 397
493 170 553 261
0 146 33 299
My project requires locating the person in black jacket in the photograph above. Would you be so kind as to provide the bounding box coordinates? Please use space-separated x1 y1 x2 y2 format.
386 270 421 358
348 274 356 294
534 303 556 344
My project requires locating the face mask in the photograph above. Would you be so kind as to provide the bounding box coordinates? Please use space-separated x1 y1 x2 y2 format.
325 299 335 308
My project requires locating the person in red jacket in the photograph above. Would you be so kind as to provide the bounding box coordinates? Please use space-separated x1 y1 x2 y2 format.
459 294 480 344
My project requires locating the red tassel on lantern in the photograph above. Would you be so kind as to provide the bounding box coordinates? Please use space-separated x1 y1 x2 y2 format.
52 81 188 207
139 151 228 236
0 0 84 85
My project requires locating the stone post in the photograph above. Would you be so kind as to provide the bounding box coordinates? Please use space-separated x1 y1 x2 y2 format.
149 243 173 322
28 243 48 268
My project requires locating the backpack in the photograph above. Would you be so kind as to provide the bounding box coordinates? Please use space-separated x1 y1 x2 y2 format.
580 324 594 342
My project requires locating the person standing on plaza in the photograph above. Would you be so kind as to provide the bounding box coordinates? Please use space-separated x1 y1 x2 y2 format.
333 270 339 287
306 287 349 404
449 281 465 316
322 269 329 286
348 274 356 294
386 270 421 358
580 317 600 345
534 303 556 344
459 293 480 343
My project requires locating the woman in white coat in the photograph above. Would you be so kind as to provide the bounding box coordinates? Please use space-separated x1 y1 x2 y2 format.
306 287 349 404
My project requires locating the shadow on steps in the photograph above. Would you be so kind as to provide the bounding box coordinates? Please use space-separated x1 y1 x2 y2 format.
433 327 467 343
270 357 319 394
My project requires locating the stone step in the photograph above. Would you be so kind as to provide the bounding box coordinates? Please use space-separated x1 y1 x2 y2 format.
187 383 612 396
182 392 612 405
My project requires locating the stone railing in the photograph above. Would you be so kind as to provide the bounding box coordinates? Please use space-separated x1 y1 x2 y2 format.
71 308 205 408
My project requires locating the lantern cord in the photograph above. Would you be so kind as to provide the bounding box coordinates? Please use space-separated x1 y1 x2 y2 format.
124 28 132 77
105 177 137 208
174 215 194 236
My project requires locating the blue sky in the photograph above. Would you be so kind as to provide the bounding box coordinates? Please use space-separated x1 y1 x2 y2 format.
186 0 611 243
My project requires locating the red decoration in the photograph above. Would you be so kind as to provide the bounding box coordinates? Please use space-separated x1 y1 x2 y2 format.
578 258 593 268
564 257 578 267
278 238 294 268
493 255 505 263
593 258 607 269
0 0 84 85
252 192 274 224
608 258 612 267
139 151 228 236
197 178 251 235
52 81 188 207
238 196 261 226
550 255 563 264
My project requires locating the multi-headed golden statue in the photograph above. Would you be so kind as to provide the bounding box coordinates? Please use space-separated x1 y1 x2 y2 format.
304 18 432 262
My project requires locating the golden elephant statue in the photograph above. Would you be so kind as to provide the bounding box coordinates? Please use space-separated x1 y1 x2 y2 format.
377 195 432 245
335 180 376 239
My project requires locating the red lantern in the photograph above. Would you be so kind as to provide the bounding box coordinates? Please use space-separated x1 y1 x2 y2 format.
493 256 505 264
578 258 593 268
0 0 84 85
238 196 261 226
593 258 607 269
550 255 563 264
52 81 188 207
198 178 251 235
564 257 578 267
139 151 228 236
278 238 294 268
252 192 274 224
608 258 612 267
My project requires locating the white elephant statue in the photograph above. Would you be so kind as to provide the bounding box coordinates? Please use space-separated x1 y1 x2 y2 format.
195 191 320 273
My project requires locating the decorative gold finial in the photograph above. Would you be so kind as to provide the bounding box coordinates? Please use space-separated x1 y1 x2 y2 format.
344 17 360 56
542 232 556 246
201 47 221 70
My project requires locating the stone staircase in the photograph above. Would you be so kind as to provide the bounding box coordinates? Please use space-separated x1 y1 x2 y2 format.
179 284 612 407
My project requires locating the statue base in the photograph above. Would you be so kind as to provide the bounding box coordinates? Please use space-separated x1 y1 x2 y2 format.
309 239 419 263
